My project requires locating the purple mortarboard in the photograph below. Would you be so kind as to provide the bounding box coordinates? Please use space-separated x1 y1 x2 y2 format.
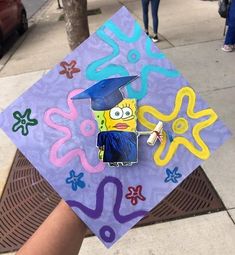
71 75 138 110
0 7 231 249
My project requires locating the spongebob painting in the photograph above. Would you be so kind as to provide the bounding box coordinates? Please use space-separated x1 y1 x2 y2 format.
71 76 163 167
93 99 138 166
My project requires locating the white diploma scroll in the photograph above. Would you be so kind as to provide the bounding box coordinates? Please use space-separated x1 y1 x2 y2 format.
147 121 163 146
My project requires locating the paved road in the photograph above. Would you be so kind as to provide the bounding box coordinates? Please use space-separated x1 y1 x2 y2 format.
22 0 49 18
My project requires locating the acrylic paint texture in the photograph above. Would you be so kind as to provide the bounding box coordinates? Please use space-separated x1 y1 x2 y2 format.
0 7 231 247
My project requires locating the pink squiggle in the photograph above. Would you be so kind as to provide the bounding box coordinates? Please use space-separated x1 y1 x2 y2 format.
44 89 105 173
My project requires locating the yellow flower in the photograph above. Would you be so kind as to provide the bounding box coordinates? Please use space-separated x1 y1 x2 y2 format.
138 87 218 166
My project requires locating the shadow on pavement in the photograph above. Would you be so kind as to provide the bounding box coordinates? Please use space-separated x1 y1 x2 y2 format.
0 31 22 60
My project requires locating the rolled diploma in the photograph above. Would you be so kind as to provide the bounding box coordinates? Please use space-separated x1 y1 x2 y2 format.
147 121 163 146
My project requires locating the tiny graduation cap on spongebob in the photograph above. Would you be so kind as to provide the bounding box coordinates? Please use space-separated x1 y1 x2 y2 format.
71 76 138 111
72 76 163 167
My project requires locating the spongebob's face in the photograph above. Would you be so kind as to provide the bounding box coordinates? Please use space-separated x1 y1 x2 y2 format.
104 99 137 132
93 99 137 132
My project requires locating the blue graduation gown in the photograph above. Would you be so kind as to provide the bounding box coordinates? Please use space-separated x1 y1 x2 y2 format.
97 131 138 163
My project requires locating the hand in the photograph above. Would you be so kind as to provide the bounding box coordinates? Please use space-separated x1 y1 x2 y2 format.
17 200 87 255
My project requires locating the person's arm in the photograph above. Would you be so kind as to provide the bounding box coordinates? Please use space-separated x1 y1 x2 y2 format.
17 200 87 255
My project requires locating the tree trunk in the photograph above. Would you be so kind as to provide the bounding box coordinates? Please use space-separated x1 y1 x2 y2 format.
62 0 90 50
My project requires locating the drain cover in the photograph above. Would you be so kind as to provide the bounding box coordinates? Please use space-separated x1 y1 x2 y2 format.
0 151 61 253
0 150 224 253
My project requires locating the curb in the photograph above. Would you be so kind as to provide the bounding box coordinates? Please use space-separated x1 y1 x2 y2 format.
0 0 54 73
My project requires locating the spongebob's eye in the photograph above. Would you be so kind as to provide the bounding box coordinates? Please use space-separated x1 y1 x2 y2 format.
122 107 133 119
110 107 123 119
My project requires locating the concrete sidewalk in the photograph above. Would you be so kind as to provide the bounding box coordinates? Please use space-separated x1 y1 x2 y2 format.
0 0 234 254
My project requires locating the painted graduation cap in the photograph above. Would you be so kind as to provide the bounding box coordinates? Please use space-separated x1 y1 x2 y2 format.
71 75 138 111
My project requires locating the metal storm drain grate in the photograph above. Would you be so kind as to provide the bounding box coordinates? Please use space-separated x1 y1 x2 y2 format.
0 150 225 253
137 167 225 227
0 150 61 253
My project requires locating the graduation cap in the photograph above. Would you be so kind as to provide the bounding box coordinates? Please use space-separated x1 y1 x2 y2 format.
71 75 138 111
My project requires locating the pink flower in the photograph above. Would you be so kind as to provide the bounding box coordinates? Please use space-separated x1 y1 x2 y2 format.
59 60 80 79
125 185 146 205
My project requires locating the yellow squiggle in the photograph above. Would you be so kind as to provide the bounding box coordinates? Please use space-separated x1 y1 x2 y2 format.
138 86 218 166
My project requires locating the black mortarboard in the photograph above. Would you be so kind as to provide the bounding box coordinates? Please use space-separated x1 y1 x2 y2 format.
71 76 138 111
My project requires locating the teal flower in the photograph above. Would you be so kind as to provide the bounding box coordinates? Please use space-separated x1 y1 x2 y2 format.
12 108 38 136
127 49 140 63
